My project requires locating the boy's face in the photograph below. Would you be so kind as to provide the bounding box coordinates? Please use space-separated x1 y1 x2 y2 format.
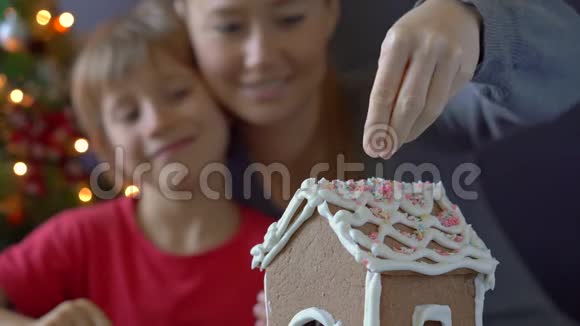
101 53 229 190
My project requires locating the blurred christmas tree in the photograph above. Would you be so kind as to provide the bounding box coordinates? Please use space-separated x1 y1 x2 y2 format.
0 0 94 249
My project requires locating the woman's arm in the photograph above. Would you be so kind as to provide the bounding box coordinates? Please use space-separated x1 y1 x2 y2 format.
364 0 580 155
454 0 580 121
435 0 580 147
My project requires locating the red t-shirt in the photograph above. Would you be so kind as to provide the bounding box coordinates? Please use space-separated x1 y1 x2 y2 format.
0 197 272 325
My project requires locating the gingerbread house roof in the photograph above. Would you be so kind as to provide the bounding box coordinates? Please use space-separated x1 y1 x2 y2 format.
251 178 498 282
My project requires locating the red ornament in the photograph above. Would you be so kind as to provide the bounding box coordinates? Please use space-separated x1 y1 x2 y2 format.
23 165 46 196
64 160 86 182
4 106 89 198
30 143 46 160
0 195 24 225
6 212 24 225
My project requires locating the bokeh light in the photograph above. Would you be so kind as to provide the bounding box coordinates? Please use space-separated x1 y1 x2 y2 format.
74 138 89 153
58 12 74 28
78 187 93 202
9 89 24 104
36 10 52 25
13 162 28 176
125 185 140 198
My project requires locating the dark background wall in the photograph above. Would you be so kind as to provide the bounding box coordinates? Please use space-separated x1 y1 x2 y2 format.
59 0 579 73
59 0 138 33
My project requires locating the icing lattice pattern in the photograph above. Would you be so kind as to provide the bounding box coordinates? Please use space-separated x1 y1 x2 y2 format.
251 178 498 279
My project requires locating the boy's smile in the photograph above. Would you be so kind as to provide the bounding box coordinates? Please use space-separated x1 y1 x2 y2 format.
101 53 230 190
148 134 199 162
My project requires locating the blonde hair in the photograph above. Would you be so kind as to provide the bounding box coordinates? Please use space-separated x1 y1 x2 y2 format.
71 0 194 159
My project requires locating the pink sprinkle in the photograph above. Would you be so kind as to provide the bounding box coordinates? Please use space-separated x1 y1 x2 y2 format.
380 184 392 195
369 232 378 241
435 249 449 256
444 216 461 227
361 258 369 267
452 204 458 211
455 236 464 242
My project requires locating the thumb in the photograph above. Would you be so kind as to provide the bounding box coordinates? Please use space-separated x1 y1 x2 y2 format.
76 299 112 326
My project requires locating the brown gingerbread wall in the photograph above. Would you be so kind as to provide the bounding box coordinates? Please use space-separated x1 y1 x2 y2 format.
265 207 478 326
379 272 477 325
266 211 367 325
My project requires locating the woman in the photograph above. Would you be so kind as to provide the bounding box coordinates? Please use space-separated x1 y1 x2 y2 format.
176 0 580 207
174 0 580 324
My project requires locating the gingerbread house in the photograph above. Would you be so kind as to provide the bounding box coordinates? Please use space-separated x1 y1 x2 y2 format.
251 178 498 326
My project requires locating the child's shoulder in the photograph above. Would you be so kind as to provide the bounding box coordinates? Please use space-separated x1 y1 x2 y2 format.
0 197 134 266
39 197 133 237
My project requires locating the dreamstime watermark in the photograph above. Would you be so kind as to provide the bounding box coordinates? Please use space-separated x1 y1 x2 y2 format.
365 123 399 157
89 146 482 202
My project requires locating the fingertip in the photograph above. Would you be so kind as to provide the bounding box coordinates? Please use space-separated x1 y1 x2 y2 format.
380 150 395 160
363 142 380 159
406 132 421 143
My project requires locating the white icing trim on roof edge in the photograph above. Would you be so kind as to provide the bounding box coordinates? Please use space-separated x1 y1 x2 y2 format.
251 178 498 281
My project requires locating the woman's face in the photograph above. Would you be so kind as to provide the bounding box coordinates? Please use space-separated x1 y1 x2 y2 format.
182 0 339 126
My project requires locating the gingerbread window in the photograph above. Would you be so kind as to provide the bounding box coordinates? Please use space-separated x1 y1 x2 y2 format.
288 307 342 326
412 304 452 326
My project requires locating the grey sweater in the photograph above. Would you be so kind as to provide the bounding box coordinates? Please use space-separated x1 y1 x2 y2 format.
404 0 580 147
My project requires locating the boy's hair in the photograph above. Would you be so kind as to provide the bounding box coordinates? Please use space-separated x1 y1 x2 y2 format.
71 0 194 158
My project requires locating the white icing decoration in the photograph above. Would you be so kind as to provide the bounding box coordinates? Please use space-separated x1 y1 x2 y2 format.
412 304 452 326
394 181 403 201
434 182 444 201
364 271 381 326
400 182 433 217
250 182 322 270
251 178 498 326
288 307 343 326
264 273 271 325
474 273 495 326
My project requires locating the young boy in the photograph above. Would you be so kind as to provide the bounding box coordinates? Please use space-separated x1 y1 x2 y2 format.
0 1 271 325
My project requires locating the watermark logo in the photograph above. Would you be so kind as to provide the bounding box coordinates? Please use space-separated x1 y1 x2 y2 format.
87 146 482 202
452 163 481 201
